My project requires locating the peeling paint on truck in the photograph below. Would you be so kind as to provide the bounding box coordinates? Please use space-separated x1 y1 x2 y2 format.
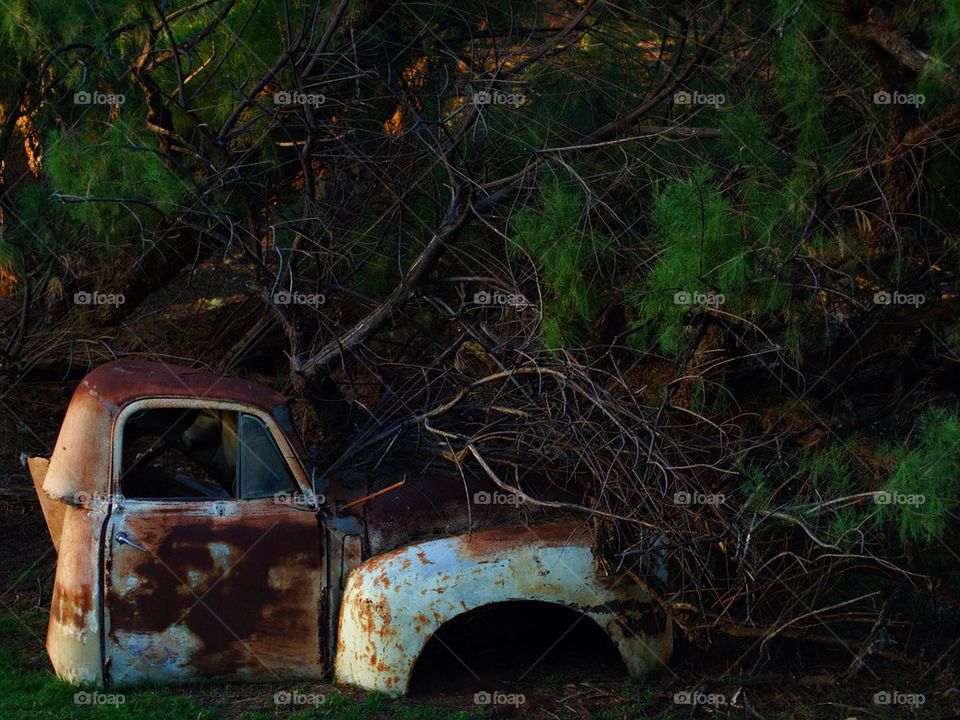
335 524 672 695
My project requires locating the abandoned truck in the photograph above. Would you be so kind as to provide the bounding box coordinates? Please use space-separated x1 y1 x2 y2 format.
28 360 671 693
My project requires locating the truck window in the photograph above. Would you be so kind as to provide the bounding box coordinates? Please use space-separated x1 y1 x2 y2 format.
237 414 298 499
121 408 239 499
119 408 298 500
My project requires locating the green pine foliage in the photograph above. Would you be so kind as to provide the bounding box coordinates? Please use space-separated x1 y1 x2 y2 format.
625 0 880 359
918 0 960 103
627 166 744 355
44 120 182 244
773 0 833 166
739 410 959 550
739 461 772 511
799 439 872 549
1 181 77 265
509 179 609 348
0 1 137 56
879 406 960 543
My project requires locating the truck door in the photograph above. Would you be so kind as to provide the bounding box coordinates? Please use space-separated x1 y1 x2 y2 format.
104 405 325 684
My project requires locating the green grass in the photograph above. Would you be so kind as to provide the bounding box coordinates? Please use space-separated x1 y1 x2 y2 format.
0 657 489 720
0 661 214 720
0 607 490 720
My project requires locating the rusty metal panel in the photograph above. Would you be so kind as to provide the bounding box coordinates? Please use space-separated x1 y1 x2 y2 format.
105 499 325 685
29 457 64 553
342 535 363 585
44 383 113 502
357 465 585 557
334 523 671 695
324 522 364 670
46 504 107 685
362 473 519 557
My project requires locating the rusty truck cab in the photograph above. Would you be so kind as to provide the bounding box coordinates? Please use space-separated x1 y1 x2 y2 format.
34 360 325 685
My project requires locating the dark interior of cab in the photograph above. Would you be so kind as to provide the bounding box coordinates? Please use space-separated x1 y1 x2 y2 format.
121 408 239 499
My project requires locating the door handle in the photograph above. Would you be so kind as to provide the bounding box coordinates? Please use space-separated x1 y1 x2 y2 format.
115 532 147 552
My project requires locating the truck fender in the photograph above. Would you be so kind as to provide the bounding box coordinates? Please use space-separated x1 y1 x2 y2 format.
334 524 671 695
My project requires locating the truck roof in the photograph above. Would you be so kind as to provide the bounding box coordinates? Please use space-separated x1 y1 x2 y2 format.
79 359 288 410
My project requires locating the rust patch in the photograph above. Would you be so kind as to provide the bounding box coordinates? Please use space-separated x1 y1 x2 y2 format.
457 522 590 559
108 504 323 680
342 535 363 586
49 506 97 631
50 583 92 629
349 595 394 638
